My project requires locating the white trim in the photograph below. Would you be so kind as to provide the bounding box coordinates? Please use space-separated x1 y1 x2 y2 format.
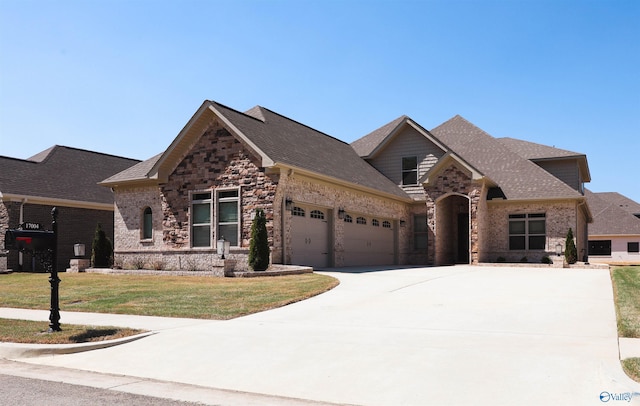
0 193 114 211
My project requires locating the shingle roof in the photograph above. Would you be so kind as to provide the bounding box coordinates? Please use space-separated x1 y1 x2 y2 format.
351 115 408 157
496 137 583 159
104 101 410 200
585 189 640 235
594 192 640 217
430 115 582 200
0 146 140 205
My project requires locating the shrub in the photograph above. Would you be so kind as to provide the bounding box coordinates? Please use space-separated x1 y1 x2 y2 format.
248 209 269 271
520 256 528 263
565 228 578 264
91 223 113 268
496 256 506 263
541 255 553 264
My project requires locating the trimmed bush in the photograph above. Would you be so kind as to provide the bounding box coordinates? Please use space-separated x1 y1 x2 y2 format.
248 209 269 271
565 228 578 264
91 223 113 268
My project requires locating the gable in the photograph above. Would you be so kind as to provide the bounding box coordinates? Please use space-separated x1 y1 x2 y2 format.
366 124 446 190
102 100 410 201
430 116 583 201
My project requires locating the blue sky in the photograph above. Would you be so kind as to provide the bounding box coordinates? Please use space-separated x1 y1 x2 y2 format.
1 0 638 202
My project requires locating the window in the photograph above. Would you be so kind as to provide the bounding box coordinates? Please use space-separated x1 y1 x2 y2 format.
628 242 639 253
217 189 239 246
402 156 418 185
356 216 367 225
310 210 325 219
382 220 391 229
191 192 212 247
344 214 353 223
292 206 305 217
509 213 545 250
589 240 611 256
142 207 153 240
414 215 428 250
372 219 380 227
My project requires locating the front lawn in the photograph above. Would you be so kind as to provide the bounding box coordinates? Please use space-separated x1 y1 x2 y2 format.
611 267 640 338
0 272 339 320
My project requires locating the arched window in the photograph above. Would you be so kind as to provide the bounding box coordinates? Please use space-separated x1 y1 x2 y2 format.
344 214 353 223
310 210 325 219
143 207 153 239
372 219 380 227
356 217 367 225
382 220 392 229
292 206 305 217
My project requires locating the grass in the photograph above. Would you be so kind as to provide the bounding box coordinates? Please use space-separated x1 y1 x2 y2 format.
0 272 338 344
622 358 640 382
611 266 640 383
0 318 144 344
611 267 640 338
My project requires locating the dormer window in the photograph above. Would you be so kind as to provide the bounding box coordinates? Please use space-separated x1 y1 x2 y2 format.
402 156 418 185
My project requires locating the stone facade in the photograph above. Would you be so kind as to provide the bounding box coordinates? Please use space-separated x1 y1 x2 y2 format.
483 199 580 263
423 164 483 265
113 124 279 272
275 172 410 267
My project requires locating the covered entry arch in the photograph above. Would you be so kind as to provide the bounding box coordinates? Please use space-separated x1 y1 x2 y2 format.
435 192 471 265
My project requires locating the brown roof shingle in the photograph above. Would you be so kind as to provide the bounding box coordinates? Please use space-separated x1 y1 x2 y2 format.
430 116 583 200
1 146 140 204
585 189 640 235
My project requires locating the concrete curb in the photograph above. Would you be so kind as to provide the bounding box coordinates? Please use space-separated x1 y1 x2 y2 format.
620 337 640 360
0 331 154 359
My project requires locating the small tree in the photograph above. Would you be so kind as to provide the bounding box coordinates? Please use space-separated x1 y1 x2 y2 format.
92 223 113 268
248 209 269 271
564 228 578 265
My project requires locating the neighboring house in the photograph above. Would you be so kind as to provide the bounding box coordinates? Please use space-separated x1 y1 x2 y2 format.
0 146 140 272
585 189 640 264
101 100 592 271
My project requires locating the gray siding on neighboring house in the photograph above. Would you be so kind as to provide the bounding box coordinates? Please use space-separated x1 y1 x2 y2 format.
368 126 445 197
535 159 581 191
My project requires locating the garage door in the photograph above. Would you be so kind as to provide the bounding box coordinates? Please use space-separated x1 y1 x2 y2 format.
291 204 330 268
343 215 395 266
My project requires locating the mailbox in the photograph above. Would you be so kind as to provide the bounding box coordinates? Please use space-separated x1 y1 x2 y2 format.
4 229 55 252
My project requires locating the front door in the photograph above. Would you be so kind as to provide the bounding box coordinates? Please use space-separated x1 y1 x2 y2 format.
457 213 469 264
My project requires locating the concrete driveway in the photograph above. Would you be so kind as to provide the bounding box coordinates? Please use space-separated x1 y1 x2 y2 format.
5 266 640 405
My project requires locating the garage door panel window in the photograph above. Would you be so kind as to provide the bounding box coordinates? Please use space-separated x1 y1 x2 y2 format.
344 214 353 223
310 210 325 220
356 217 366 225
293 206 305 217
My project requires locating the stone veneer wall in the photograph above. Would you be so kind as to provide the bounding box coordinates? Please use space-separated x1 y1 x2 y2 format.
424 164 482 265
484 199 578 263
274 172 411 267
113 124 279 272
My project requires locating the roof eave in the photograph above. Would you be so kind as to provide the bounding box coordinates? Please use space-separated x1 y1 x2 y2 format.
275 163 412 203
420 151 485 186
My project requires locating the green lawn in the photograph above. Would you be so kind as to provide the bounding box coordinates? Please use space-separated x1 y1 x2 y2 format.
611 267 640 338
0 272 339 320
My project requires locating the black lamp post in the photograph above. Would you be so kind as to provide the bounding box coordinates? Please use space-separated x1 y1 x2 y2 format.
48 207 61 332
